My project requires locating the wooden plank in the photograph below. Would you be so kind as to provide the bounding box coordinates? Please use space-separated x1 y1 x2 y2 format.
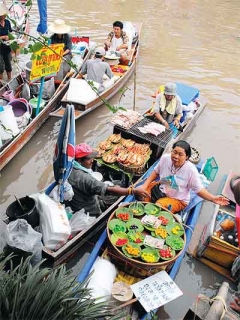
196 257 234 281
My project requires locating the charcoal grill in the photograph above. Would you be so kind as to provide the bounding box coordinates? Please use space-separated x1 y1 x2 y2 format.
126 118 173 149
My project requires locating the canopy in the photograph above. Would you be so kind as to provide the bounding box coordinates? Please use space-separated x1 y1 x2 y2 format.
37 0 47 34
46 104 75 201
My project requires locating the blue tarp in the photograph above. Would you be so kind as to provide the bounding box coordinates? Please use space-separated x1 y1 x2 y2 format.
176 83 199 105
37 0 47 34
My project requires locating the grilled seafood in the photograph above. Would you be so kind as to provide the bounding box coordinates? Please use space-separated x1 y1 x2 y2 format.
108 134 121 143
128 143 151 155
96 148 105 157
111 144 125 155
98 140 112 150
102 152 117 163
118 151 145 166
121 139 135 148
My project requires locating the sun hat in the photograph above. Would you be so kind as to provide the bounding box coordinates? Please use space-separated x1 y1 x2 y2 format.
95 47 106 56
0 4 9 16
164 83 177 96
75 143 98 159
48 19 71 34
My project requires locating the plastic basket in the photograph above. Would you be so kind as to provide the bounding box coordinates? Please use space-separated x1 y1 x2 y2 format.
202 157 218 181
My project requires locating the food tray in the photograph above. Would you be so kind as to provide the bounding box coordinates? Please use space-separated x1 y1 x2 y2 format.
107 202 186 272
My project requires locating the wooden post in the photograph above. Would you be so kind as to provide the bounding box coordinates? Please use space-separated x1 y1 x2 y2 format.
205 282 229 320
133 59 137 111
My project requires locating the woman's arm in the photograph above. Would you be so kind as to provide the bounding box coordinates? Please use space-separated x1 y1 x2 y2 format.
197 188 229 206
106 185 150 199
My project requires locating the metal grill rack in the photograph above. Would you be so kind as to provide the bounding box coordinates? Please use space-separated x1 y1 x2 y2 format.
127 118 173 149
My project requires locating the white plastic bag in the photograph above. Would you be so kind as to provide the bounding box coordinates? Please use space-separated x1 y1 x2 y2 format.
70 208 96 233
4 219 43 264
37 194 71 250
49 181 74 202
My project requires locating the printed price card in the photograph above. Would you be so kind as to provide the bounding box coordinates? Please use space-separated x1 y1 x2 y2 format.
130 270 182 312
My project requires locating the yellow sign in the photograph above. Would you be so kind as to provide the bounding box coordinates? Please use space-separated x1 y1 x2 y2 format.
30 44 64 81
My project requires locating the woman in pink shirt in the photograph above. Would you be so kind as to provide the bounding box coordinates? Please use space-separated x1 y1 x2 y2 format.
136 140 229 213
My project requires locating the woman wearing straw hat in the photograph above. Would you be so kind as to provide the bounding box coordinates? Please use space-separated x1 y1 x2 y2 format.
0 3 13 81
49 19 72 80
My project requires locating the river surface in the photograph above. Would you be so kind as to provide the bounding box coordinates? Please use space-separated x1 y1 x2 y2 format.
1 0 240 319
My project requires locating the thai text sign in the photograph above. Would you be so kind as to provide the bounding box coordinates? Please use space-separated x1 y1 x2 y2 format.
130 270 183 312
30 44 64 80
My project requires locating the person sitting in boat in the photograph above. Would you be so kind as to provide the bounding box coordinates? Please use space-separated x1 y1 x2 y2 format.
49 19 72 80
135 140 229 214
67 143 149 217
104 21 129 57
154 82 183 130
80 47 113 93
230 179 240 314
0 4 13 81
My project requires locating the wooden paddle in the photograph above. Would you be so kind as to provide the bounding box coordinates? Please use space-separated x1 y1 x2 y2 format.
112 297 138 311
48 71 74 103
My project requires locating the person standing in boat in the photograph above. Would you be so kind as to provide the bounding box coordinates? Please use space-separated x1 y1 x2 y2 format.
49 19 72 80
135 140 229 213
104 21 129 54
80 47 113 93
67 143 149 217
0 4 13 82
154 82 183 130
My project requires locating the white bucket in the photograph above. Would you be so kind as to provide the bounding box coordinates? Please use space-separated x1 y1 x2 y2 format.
0 105 20 140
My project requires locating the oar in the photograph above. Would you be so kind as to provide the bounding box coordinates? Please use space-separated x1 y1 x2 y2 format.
14 195 26 214
49 70 74 103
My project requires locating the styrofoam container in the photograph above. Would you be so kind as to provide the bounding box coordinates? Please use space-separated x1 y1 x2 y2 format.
0 105 20 140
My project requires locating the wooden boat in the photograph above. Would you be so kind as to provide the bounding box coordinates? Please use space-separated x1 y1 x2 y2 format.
50 23 142 119
0 49 92 170
76 159 206 319
41 84 207 266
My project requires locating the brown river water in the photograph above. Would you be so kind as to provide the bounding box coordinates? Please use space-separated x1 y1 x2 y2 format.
1 0 240 319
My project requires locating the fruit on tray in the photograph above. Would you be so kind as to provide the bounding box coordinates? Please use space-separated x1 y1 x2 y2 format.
111 232 129 247
166 222 184 236
108 219 126 233
127 231 144 244
166 235 185 251
129 202 145 216
154 226 168 239
126 218 144 232
159 246 175 260
117 212 131 221
141 248 160 263
158 215 169 226
144 203 161 216
122 242 141 258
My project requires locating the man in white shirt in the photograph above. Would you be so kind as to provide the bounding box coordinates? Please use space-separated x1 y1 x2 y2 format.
104 21 129 53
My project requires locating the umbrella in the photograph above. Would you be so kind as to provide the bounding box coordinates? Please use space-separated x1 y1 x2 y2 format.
45 104 75 201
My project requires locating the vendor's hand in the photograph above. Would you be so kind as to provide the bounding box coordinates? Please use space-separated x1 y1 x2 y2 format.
212 195 229 206
163 120 169 129
173 119 180 128
105 40 110 48
133 186 150 201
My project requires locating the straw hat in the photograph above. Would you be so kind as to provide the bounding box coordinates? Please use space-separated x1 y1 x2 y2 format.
0 4 9 16
48 19 71 34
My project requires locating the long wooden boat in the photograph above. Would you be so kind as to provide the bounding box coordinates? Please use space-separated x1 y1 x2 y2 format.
0 49 92 170
76 159 205 319
41 84 207 266
50 23 142 119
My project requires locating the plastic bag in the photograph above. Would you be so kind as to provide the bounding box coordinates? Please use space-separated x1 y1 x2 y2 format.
36 193 71 250
4 219 43 265
70 208 96 233
30 77 55 100
49 181 74 202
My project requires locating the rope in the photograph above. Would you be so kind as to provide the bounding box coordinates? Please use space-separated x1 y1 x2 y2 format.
193 294 228 320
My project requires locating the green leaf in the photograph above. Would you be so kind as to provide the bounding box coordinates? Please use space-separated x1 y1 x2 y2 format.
8 32 15 40
10 41 19 53
31 42 43 52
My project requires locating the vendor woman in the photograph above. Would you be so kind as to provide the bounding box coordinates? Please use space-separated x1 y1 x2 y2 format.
154 82 183 129
67 143 149 216
135 140 229 213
